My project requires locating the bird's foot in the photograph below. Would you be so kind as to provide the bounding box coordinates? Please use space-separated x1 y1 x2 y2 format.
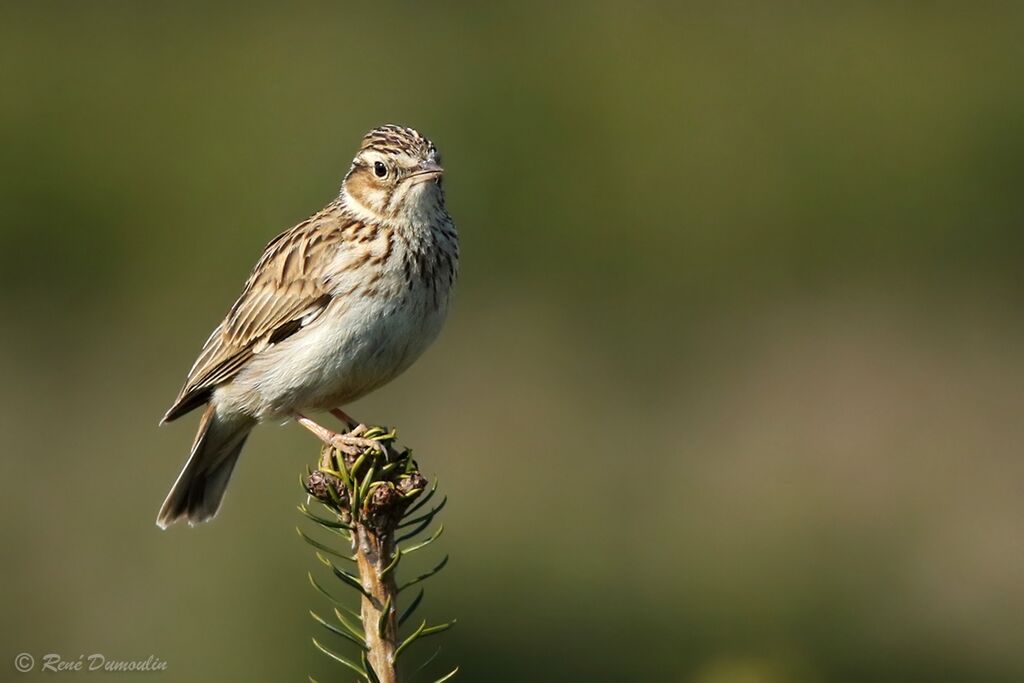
296 414 386 460
328 424 386 457
317 449 334 471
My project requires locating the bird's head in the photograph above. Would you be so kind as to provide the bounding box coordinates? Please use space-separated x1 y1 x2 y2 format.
341 124 446 225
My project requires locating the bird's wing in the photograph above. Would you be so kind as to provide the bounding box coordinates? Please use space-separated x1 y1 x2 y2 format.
162 206 352 422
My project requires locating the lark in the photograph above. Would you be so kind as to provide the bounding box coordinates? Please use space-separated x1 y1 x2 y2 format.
157 125 459 529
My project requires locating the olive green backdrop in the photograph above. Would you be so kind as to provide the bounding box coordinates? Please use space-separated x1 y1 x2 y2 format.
2 2 1022 681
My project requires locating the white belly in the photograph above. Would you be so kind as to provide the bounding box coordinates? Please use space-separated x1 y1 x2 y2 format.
217 290 449 420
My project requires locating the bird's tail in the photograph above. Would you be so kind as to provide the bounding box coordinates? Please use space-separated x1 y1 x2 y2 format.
156 405 256 529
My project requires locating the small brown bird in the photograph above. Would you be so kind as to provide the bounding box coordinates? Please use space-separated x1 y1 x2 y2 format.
157 125 458 529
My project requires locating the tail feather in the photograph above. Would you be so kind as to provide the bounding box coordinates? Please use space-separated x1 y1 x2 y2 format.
157 406 255 529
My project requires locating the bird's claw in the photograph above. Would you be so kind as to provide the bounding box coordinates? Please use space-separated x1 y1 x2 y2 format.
329 425 385 457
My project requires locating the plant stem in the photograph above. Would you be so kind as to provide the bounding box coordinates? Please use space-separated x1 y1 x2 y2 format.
302 431 452 682
354 522 399 682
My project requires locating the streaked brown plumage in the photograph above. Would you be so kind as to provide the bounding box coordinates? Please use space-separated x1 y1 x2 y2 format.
157 125 458 529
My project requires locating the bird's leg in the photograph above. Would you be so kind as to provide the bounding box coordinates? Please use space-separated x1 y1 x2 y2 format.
295 413 384 458
330 407 359 430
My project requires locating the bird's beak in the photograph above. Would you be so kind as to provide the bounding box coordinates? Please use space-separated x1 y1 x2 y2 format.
408 160 444 184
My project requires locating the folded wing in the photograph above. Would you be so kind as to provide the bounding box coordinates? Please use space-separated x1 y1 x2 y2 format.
162 209 350 422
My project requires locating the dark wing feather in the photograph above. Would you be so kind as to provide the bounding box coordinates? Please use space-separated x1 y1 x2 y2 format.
162 205 350 422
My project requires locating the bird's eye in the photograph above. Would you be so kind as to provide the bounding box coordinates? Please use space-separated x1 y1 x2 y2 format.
373 161 388 178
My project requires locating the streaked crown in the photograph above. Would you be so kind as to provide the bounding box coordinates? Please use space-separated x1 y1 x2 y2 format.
360 124 440 163
342 124 446 223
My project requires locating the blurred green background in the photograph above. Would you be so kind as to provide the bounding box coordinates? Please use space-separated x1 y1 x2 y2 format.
2 2 1023 681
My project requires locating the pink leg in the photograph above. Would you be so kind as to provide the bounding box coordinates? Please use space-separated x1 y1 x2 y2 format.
294 413 381 457
295 413 342 443
330 407 358 429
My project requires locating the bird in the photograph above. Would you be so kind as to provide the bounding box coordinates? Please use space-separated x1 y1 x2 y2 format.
156 124 459 529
